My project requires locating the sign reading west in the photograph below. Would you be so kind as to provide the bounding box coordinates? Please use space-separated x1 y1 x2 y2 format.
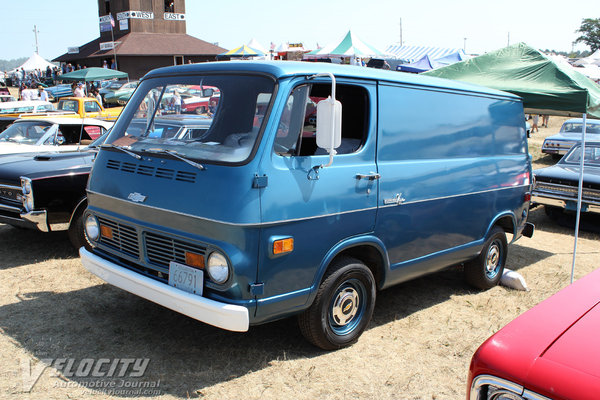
117 11 154 20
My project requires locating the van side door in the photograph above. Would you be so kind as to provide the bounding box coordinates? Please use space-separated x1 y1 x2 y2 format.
254 78 378 320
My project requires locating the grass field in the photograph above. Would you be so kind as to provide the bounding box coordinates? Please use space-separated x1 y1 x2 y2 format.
1 115 599 399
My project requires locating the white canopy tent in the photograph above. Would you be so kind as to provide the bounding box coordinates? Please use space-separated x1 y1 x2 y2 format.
9 53 56 73
247 38 269 54
573 49 600 67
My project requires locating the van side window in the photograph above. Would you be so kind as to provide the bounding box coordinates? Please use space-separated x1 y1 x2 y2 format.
274 83 369 157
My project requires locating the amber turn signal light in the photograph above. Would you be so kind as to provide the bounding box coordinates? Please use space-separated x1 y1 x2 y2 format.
100 225 113 239
185 251 205 268
273 238 294 255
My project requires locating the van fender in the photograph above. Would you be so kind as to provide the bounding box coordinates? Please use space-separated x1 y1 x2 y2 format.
485 211 518 244
305 235 390 306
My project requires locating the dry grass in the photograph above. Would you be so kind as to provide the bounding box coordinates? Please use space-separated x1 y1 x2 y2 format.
1 116 599 400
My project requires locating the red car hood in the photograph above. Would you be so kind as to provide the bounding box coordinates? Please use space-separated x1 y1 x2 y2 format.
472 268 600 399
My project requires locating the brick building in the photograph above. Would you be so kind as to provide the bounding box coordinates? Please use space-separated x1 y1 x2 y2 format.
54 0 226 79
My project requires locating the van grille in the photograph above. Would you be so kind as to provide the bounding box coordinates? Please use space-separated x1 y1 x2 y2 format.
106 159 197 183
97 217 139 258
145 231 207 269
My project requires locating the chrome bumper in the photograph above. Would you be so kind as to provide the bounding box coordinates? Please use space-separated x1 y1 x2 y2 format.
20 210 50 232
532 194 600 213
79 248 250 332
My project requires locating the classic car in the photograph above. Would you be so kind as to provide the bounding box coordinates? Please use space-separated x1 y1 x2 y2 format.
55 97 122 120
103 81 139 106
180 86 220 114
44 84 73 101
0 132 108 249
467 266 600 400
0 116 112 155
532 141 600 216
0 94 16 103
0 100 55 117
124 114 212 140
541 118 600 157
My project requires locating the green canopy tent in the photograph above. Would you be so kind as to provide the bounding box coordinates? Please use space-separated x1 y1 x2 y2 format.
425 42 600 283
423 43 600 118
58 67 128 82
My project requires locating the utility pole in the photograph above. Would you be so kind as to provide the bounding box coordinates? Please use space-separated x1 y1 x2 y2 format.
33 25 39 54
507 32 510 47
463 37 467 53
399 18 403 46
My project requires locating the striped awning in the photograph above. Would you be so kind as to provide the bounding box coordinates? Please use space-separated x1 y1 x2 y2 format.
385 45 465 63
219 45 264 57
305 31 383 58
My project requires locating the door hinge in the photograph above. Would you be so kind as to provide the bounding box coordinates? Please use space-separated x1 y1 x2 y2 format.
252 174 268 189
250 283 264 296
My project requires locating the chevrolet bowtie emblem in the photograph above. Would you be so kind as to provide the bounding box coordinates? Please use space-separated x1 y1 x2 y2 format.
127 192 147 203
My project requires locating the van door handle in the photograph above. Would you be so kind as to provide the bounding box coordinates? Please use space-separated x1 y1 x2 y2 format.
356 172 380 181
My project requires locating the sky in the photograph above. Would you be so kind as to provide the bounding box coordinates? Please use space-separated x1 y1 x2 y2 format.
0 0 596 61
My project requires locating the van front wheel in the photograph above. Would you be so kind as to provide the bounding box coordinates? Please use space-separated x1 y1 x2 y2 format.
298 257 376 350
465 226 507 290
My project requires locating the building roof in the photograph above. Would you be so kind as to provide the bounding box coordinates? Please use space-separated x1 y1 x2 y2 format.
54 33 227 62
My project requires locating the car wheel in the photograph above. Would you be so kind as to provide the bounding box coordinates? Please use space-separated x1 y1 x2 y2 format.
298 257 376 350
195 106 206 115
68 208 92 252
464 226 507 290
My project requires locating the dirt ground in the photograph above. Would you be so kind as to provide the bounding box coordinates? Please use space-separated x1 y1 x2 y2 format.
1 115 599 400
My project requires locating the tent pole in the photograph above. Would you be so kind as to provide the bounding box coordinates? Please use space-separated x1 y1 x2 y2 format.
570 113 587 284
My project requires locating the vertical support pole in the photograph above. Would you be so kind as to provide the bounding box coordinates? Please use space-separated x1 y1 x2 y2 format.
571 113 587 284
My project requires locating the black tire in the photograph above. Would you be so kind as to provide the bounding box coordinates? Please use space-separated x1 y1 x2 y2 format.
68 209 92 252
465 226 507 290
298 257 376 350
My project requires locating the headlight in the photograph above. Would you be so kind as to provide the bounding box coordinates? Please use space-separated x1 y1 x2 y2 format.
207 252 230 284
84 214 100 242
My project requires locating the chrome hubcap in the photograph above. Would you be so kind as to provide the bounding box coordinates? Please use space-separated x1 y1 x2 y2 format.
485 242 501 276
331 287 360 326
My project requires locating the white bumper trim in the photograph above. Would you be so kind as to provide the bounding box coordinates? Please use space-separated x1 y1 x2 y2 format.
79 248 250 332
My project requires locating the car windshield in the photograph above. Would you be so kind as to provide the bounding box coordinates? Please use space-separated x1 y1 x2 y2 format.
560 122 600 134
57 100 78 112
563 145 600 167
0 121 53 144
105 74 275 164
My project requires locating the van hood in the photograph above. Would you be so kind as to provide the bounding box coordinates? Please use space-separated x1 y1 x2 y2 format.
87 148 261 226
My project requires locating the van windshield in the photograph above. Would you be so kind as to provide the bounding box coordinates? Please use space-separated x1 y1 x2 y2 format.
105 74 275 164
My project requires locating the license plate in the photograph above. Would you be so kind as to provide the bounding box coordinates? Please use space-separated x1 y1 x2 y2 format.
168 261 203 295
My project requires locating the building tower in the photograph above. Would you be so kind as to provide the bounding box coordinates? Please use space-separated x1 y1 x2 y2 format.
54 0 226 79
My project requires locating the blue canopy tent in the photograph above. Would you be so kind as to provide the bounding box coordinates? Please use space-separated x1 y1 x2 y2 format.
398 55 443 73
385 45 465 63
434 51 467 66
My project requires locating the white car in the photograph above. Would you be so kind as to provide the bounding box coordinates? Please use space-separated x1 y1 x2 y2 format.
0 95 17 103
0 100 55 116
0 117 113 154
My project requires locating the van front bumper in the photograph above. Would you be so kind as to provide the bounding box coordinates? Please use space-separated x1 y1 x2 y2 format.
79 248 250 332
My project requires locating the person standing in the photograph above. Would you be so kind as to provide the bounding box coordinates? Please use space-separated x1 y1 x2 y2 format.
532 114 539 133
173 90 182 114
542 114 549 128
73 82 85 97
38 86 49 102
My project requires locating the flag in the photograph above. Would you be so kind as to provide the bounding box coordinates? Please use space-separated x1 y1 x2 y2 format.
110 14 115 28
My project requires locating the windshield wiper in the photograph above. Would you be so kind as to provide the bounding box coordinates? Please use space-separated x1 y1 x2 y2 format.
142 148 205 170
105 144 142 160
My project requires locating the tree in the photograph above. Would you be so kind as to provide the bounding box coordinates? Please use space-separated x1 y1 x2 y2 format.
575 18 600 52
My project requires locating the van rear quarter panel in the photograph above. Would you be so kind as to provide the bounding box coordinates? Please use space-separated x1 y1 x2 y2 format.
376 83 529 286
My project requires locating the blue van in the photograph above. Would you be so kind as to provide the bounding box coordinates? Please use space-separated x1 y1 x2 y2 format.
80 61 534 349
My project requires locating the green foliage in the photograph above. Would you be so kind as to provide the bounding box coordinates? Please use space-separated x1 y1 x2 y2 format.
0 58 27 72
575 18 600 51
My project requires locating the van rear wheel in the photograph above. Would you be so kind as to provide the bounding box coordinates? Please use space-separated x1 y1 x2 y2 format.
298 257 376 350
465 226 507 290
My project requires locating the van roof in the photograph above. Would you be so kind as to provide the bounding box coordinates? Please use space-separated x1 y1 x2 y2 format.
143 61 521 101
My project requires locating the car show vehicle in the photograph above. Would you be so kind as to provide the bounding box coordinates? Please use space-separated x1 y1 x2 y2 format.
0 116 112 155
532 141 600 216
468 267 600 400
103 81 139 106
541 118 600 157
0 100 55 117
180 86 219 114
80 61 533 350
0 133 108 249
55 97 122 120
44 84 73 101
